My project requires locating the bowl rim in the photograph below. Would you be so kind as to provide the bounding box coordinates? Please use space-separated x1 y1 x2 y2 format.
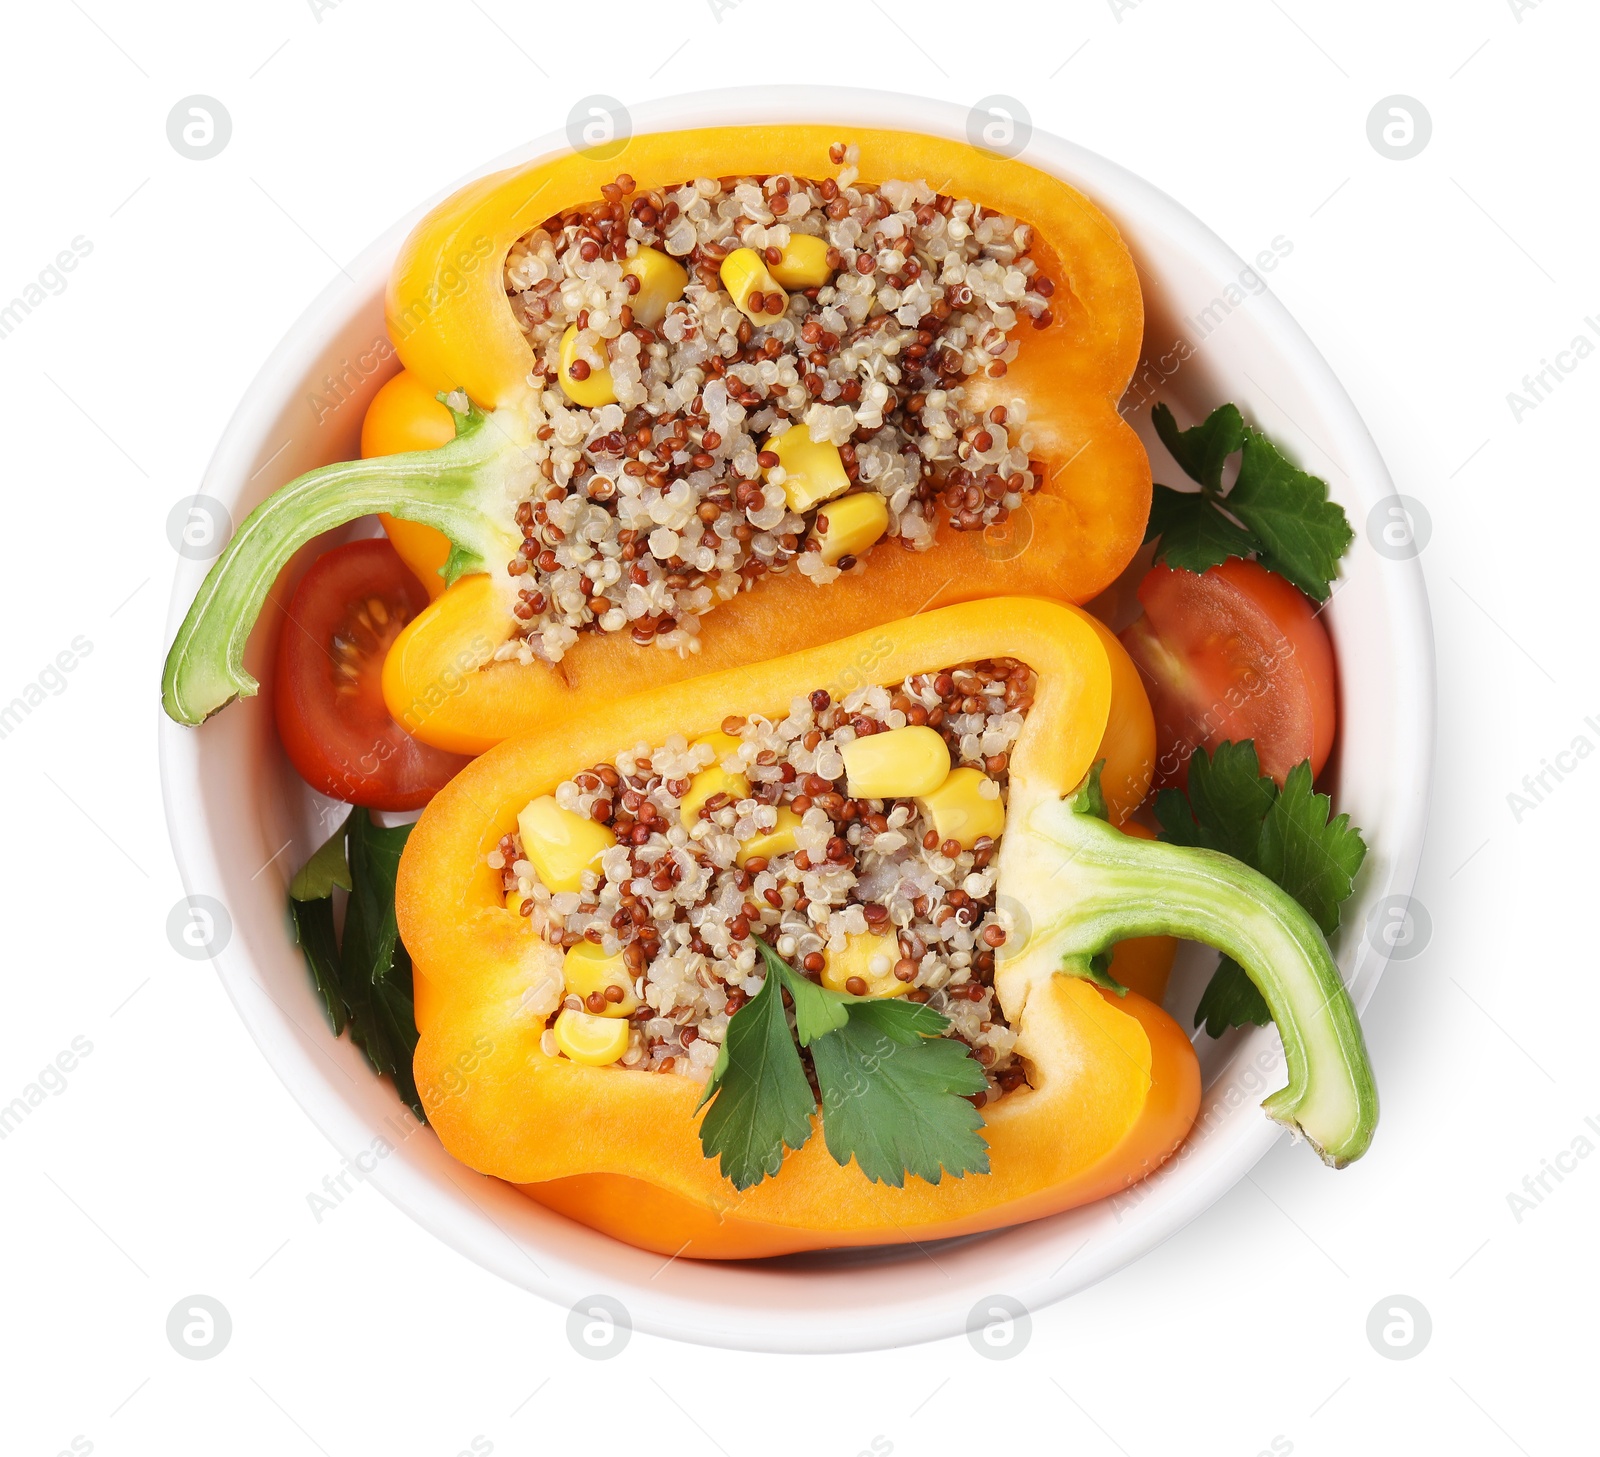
159 84 1435 1351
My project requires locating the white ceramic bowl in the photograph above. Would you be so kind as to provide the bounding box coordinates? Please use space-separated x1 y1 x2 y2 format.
159 86 1434 1352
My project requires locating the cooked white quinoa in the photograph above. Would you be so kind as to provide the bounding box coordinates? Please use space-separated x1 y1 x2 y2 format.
493 659 1037 1102
496 141 1057 665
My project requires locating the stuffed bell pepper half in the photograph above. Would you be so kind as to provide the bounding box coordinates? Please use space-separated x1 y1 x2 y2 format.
162 126 1149 754
396 599 1376 1258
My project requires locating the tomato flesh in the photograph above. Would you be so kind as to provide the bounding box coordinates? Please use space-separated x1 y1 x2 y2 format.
274 539 470 808
1118 557 1337 790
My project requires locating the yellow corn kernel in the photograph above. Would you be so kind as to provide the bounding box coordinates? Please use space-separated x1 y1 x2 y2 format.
562 941 639 1017
765 424 851 512
552 1008 630 1066
517 795 616 893
557 324 617 407
769 233 833 289
814 491 889 565
918 766 1006 849
821 930 909 999
679 731 751 827
719 247 789 323
841 725 952 799
695 728 744 762
621 246 688 328
736 805 803 865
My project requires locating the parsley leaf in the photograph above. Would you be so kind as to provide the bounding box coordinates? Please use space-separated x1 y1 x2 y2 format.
1155 740 1276 864
700 941 991 1190
1145 485 1260 577
756 940 850 1045
1226 430 1355 601
696 959 816 1191
1193 958 1271 1038
342 812 407 1002
1256 762 1367 937
1153 401 1244 491
810 1000 989 1187
286 809 425 1117
341 811 423 1113
289 817 353 900
1156 743 1366 1036
1145 402 1353 600
290 895 346 1036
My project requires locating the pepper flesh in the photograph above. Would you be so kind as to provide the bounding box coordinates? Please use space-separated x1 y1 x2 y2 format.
162 125 1148 737
397 598 1376 1258
361 369 457 600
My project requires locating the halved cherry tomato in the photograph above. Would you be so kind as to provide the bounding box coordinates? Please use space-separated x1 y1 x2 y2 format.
1118 557 1336 789
362 369 457 599
274 538 470 808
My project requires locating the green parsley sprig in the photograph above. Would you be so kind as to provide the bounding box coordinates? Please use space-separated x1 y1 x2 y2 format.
1145 403 1355 601
697 939 989 1191
1155 742 1367 1036
289 808 424 1117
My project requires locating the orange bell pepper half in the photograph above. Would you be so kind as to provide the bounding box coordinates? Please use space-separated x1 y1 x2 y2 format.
396 599 1377 1258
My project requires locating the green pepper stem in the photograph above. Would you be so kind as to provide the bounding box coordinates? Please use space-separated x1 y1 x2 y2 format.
162 405 529 726
1002 791 1378 1166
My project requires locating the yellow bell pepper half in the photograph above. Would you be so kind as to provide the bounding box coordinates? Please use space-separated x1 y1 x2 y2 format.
377 125 1150 752
160 126 1151 741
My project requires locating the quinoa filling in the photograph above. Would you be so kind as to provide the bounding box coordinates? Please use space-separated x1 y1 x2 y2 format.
496 140 1058 665
492 658 1036 1103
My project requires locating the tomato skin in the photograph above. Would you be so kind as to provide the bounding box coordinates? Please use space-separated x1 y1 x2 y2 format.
1119 557 1337 790
274 539 470 809
362 370 457 600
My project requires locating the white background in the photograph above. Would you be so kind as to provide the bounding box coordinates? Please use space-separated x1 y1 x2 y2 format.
2 1 1594 1453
